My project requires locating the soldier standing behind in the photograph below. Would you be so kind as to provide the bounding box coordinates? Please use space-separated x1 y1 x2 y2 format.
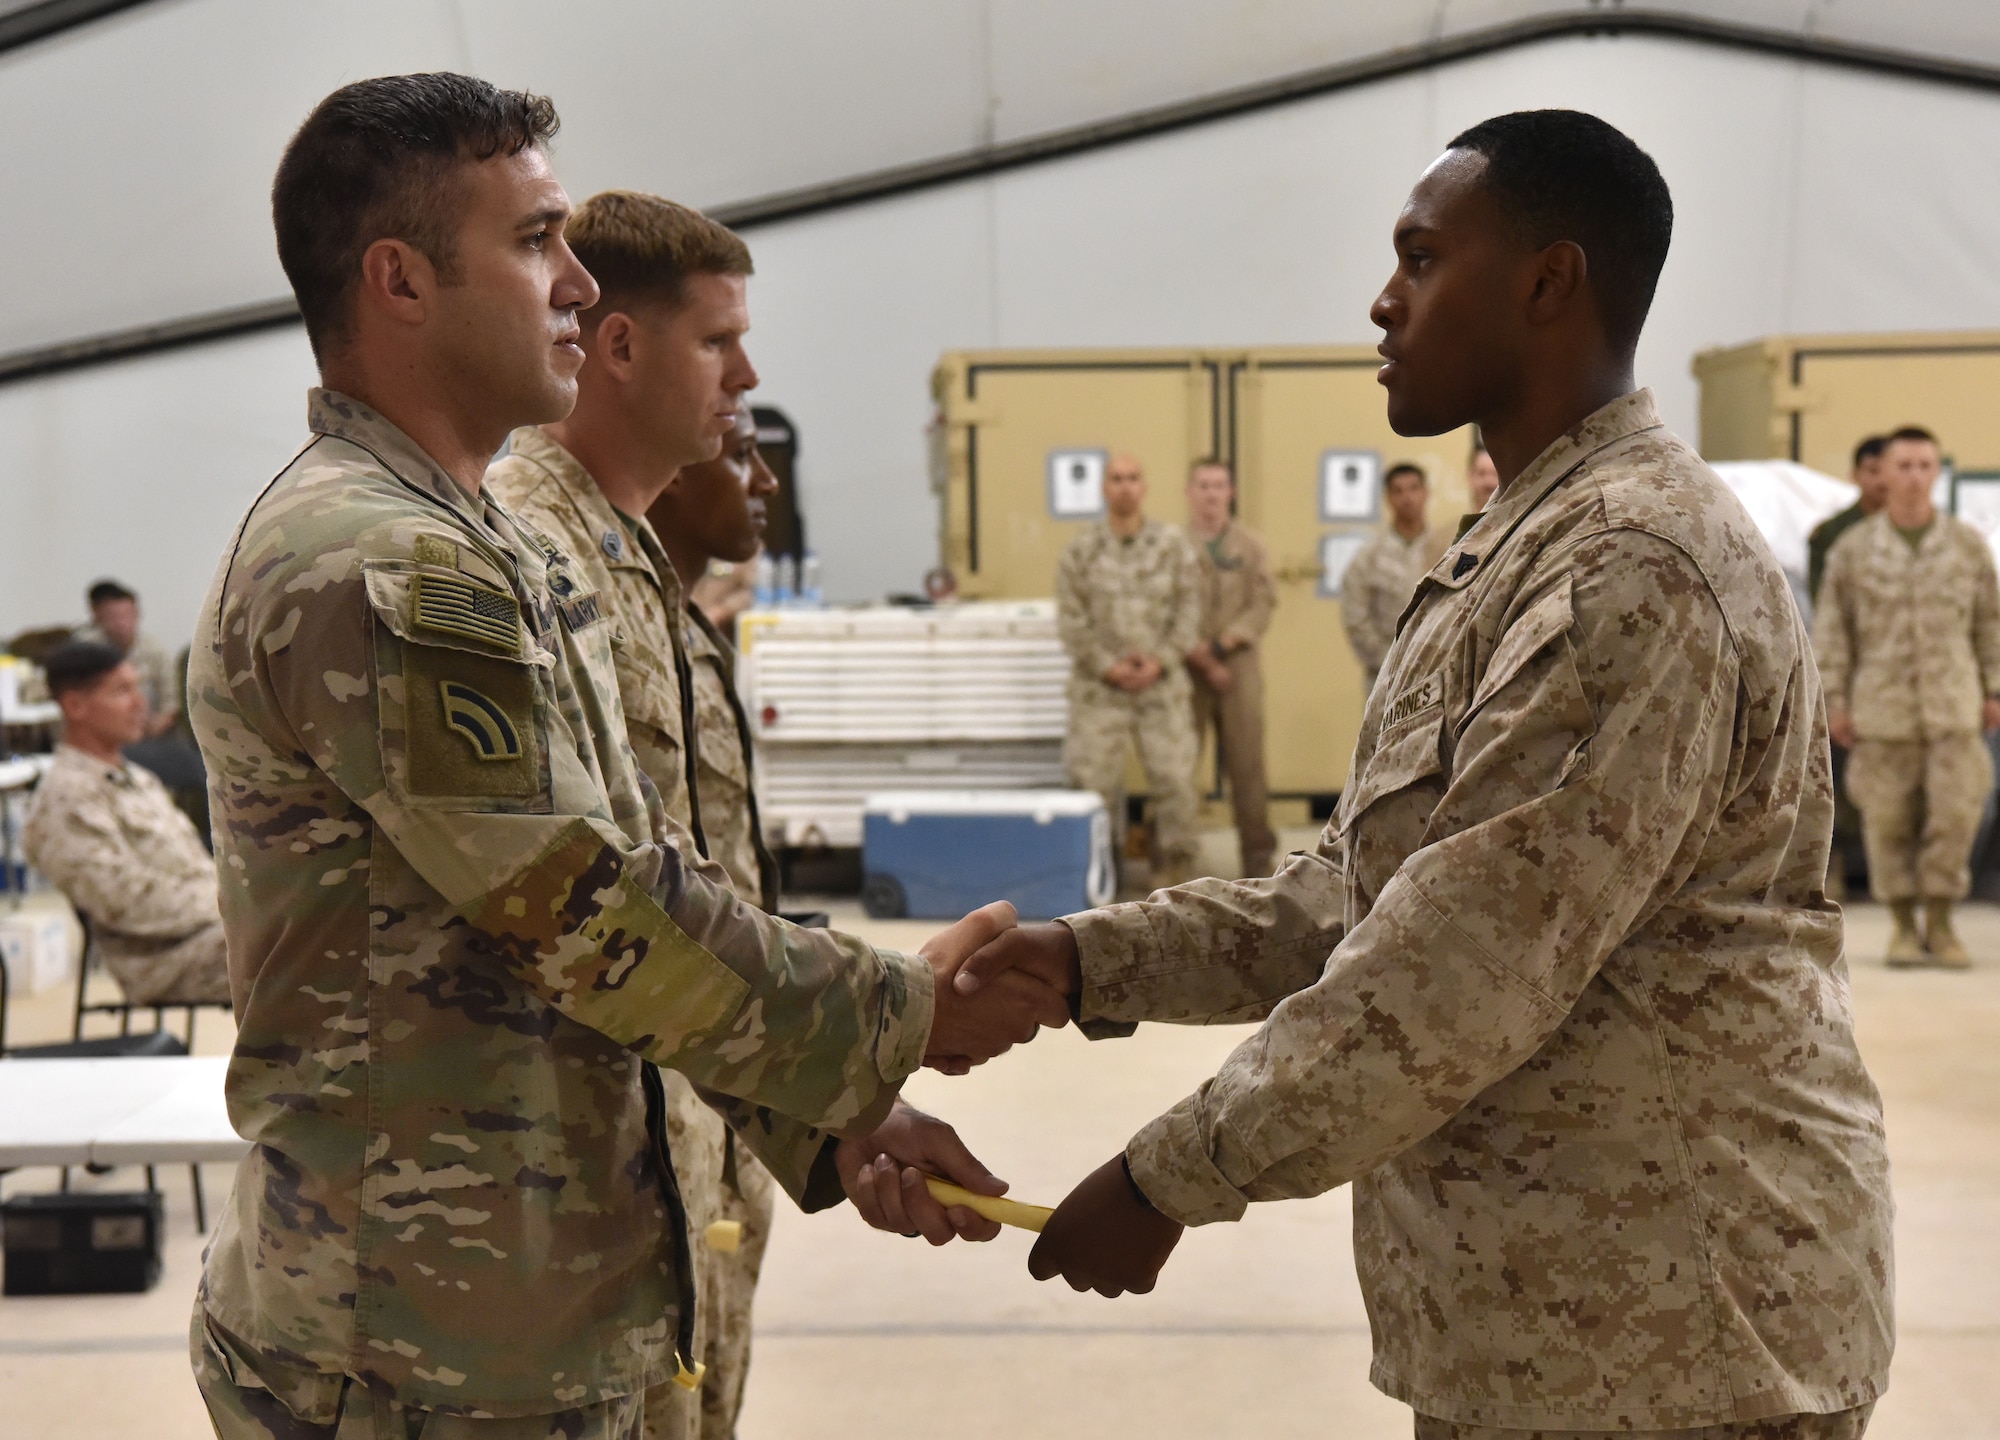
1466 439 1499 511
1339 461 1449 689
1815 425 2000 968
1057 454 1204 888
649 403 783 1437
1180 457 1278 877
1808 436 1890 607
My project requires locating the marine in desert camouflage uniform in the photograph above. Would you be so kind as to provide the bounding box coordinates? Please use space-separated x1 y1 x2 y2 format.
1339 461 1450 691
21 643 229 1006
1814 425 2000 968
965 113 1891 1438
1056 454 1204 885
191 75 1049 1440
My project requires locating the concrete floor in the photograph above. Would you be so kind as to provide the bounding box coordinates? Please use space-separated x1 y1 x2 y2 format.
2 878 1996 1438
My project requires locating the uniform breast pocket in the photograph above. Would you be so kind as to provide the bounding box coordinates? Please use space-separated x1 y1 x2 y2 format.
1339 705 1447 838
365 562 551 810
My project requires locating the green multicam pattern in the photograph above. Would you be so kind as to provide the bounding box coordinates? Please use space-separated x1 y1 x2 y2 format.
191 390 931 1419
1071 393 1893 1431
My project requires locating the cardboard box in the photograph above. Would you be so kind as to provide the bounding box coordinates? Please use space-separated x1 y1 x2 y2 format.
0 905 74 996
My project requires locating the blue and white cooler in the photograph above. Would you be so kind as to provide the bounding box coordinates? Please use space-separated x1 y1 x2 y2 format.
859 789 1116 921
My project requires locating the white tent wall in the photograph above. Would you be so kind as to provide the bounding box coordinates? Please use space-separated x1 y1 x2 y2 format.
4 13 2000 644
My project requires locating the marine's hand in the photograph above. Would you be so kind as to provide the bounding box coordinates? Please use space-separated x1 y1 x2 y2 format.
1984 697 2000 735
834 1099 1006 1244
953 920 1083 1003
1829 709 1856 749
1027 1152 1184 1296
1128 654 1165 690
923 901 1070 1071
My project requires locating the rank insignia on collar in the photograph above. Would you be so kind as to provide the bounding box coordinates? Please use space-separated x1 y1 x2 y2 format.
1452 552 1479 579
439 681 523 760
602 529 625 560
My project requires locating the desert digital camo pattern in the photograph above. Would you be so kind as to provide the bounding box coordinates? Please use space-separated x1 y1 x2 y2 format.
1057 519 1203 875
1193 522 1278 876
1813 511 2000 742
1339 522 1451 684
20 743 231 1005
684 608 779 914
189 390 931 1420
1845 734 1993 901
1066 391 1893 1431
1412 1400 1875 1440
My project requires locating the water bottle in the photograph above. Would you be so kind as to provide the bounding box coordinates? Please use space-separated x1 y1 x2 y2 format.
775 554 797 607
800 552 823 608
753 551 776 608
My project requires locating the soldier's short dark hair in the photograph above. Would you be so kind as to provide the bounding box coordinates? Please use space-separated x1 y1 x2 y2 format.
1384 462 1428 491
566 192 753 329
86 579 136 608
1852 435 1889 467
273 73 560 360
1447 110 1673 354
42 640 127 699
1187 455 1234 485
1886 425 1939 450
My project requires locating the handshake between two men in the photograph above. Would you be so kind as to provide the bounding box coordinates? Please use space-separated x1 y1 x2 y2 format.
830 901 1185 1299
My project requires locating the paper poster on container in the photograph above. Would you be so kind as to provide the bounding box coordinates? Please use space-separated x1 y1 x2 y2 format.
1319 450 1381 522
1318 533 1369 598
1048 449 1107 518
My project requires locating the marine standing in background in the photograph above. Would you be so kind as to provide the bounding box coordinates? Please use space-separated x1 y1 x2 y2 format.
189 74 1054 1440
482 191 778 1440
649 403 784 1436
1339 461 1449 689
1815 425 2000 968
75 579 179 736
964 109 1891 1439
21 641 231 1008
1180 457 1278 878
1056 454 1204 888
1808 435 1891 607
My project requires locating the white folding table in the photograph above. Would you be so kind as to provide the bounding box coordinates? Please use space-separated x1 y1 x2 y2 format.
0 1056 247 1230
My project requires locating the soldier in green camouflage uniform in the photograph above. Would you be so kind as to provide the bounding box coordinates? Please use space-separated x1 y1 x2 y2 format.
191 75 1051 1440
962 115 1891 1438
1056 455 1203 885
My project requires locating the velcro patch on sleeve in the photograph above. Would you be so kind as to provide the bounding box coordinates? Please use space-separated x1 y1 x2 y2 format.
413 573 522 655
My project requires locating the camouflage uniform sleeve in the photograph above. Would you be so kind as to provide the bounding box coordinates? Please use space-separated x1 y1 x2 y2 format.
1122 529 1742 1225
1812 540 1856 714
1056 540 1118 678
1220 532 1278 650
1970 534 2000 697
21 779 216 939
1064 834 1346 1038
1339 541 1391 673
1159 531 1204 665
260 555 931 1140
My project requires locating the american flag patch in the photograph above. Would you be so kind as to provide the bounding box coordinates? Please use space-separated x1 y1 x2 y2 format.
412 573 522 653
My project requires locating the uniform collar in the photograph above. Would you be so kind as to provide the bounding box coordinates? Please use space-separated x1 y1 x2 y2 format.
1432 388 1662 589
503 426 686 609
55 742 131 785
307 388 490 534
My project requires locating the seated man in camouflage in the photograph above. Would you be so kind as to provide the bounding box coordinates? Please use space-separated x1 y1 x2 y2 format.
21 640 231 1008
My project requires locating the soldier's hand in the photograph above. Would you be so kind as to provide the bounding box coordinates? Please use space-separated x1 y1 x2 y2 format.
834 1100 1006 1244
1828 709 1857 749
1028 1152 1183 1296
1985 697 2000 735
953 921 1083 1002
922 902 1070 1072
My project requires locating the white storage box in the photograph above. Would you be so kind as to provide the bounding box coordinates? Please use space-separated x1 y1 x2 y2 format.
0 905 76 996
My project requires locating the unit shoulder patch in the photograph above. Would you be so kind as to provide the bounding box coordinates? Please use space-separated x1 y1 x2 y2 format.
439 680 524 761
